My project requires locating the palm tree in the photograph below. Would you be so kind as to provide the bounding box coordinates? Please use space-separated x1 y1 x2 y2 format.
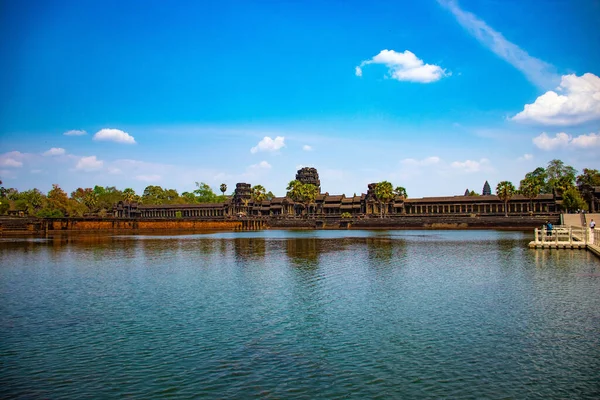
496 181 516 217
122 188 136 203
394 186 407 198
374 181 394 217
300 183 318 216
252 185 267 203
519 179 540 213
220 183 227 196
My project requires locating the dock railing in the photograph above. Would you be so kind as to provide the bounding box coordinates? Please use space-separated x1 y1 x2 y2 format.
532 225 588 246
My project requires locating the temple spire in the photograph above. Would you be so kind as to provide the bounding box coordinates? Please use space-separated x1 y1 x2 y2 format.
482 181 491 196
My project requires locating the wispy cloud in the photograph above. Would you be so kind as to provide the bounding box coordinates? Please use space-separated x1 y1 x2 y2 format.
43 147 66 156
517 153 533 161
64 129 87 136
136 174 161 182
450 158 490 173
0 151 26 168
75 155 103 171
438 0 558 89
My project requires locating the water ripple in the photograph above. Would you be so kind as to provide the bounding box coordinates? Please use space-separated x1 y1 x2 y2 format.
1 231 599 399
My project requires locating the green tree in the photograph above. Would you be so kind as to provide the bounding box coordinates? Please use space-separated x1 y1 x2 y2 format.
71 188 98 212
252 185 267 203
220 183 227 196
122 188 137 203
286 180 303 203
142 185 166 205
496 181 516 217
562 186 588 213
286 180 317 216
546 159 576 193
43 184 70 217
374 181 394 217
300 183 318 215
394 186 408 198
94 186 123 211
194 182 218 203
576 168 600 212
266 191 275 201
522 167 549 193
163 188 180 204
519 178 541 212
181 191 197 203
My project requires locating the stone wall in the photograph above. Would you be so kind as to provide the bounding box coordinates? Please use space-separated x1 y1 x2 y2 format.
269 215 559 230
0 215 561 235
47 219 242 232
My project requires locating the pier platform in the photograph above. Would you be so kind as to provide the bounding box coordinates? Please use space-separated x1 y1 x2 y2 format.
529 226 600 257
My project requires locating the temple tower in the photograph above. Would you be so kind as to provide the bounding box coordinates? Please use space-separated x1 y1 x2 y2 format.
482 181 491 196
295 167 321 192
233 183 252 204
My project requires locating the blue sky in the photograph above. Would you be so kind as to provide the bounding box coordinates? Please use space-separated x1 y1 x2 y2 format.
1 0 599 197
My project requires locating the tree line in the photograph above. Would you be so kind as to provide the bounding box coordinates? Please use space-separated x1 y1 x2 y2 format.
495 159 599 215
0 181 272 218
1 158 597 218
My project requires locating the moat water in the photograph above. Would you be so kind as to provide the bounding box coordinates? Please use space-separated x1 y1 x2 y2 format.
1 230 599 399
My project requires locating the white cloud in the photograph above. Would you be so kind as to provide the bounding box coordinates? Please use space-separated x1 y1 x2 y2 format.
401 156 441 166
532 132 570 150
533 132 600 150
1 158 23 168
64 129 87 136
249 161 272 170
512 73 600 125
0 151 25 168
518 153 533 161
43 147 66 156
93 128 136 144
450 158 489 173
76 156 103 171
136 174 161 182
107 167 122 174
302 145 313 151
357 49 448 83
438 0 558 89
250 136 285 153
571 132 600 148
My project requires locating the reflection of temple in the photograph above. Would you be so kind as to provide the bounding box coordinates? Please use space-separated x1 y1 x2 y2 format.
114 167 562 219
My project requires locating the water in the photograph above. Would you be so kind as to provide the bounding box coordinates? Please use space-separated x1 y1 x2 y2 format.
1 230 599 399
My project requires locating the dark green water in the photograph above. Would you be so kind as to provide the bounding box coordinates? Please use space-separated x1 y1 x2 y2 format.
1 230 599 399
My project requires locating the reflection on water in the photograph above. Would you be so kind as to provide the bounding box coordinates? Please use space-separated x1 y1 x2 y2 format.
0 230 599 399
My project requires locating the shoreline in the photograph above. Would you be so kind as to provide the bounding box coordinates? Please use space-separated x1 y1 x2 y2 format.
0 215 557 236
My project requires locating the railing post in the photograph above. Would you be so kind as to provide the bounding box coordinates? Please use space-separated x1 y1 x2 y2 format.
534 228 538 243
569 227 572 245
541 228 545 244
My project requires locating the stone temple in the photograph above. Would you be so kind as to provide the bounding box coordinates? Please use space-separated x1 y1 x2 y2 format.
114 167 564 219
